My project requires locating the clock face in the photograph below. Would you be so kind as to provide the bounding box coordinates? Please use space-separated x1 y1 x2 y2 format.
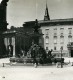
0 0 2 3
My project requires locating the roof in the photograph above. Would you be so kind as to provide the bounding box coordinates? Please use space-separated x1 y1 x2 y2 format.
39 18 73 26
23 18 73 27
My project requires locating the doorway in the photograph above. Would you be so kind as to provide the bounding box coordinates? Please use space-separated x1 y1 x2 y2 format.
8 45 13 57
71 50 73 57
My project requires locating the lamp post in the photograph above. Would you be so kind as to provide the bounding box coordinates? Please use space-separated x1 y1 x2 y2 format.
60 47 63 68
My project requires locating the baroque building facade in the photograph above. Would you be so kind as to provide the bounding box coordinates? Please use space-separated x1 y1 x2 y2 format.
40 19 73 57
40 5 73 57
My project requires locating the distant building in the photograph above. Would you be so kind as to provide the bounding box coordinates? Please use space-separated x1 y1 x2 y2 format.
3 27 32 57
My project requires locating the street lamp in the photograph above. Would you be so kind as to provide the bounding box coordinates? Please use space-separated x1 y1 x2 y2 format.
60 47 63 68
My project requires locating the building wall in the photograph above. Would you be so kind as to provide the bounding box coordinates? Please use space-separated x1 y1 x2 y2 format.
41 25 73 57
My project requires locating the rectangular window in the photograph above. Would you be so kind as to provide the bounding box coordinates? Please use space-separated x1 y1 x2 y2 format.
54 37 57 44
54 46 56 50
45 36 49 44
68 28 72 35
68 37 72 43
60 37 64 44
54 28 57 36
45 29 49 35
54 33 57 36
60 28 64 36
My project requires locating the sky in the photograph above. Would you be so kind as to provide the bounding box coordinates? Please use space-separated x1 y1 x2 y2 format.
7 0 73 28
0 0 2 3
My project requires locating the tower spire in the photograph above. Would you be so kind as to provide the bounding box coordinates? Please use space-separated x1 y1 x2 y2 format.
44 0 50 21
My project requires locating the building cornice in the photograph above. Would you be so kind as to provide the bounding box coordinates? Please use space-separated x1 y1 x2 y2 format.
23 18 73 28
39 18 73 26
